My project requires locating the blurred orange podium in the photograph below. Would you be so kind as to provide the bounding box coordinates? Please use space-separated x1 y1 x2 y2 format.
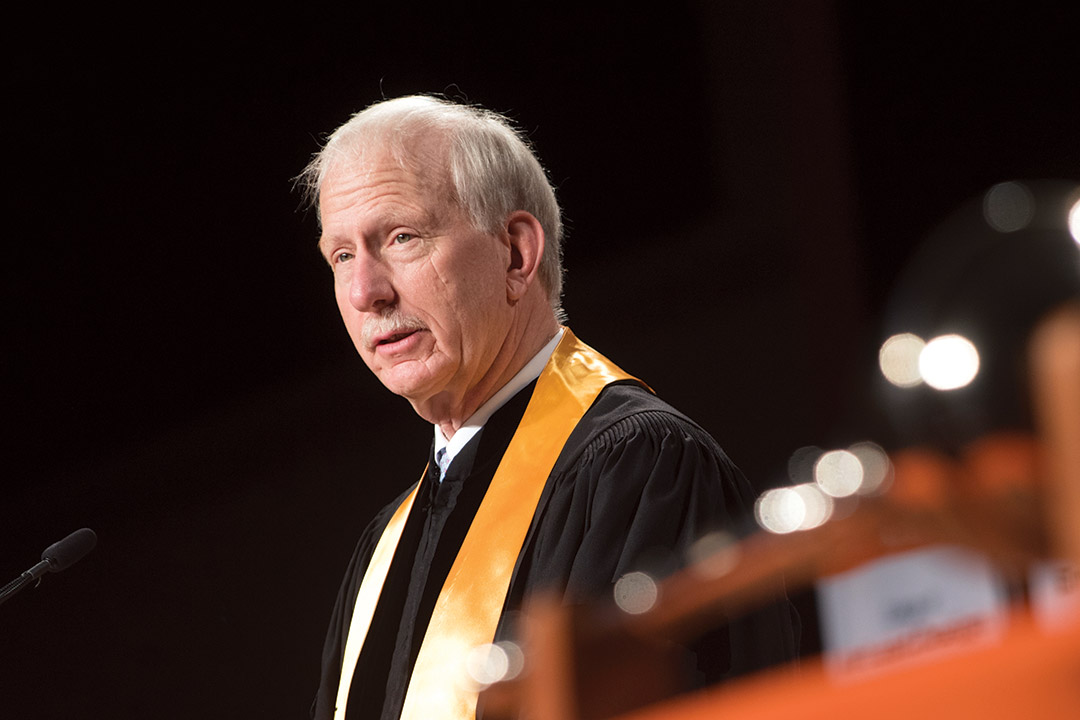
480 303 1080 720
611 610 1080 720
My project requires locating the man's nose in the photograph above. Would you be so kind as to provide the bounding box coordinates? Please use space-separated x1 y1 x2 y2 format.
347 256 396 312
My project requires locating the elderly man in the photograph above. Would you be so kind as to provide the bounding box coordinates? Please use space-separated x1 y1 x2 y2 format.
301 95 795 720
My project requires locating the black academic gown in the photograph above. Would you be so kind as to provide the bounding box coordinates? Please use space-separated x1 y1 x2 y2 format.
312 380 797 720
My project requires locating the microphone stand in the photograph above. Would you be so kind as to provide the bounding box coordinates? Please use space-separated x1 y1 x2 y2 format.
0 559 54 606
1 528 97 607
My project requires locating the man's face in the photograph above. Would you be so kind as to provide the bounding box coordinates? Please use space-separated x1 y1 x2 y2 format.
317 151 513 415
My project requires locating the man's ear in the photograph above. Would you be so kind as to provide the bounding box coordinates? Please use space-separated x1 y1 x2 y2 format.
504 210 545 302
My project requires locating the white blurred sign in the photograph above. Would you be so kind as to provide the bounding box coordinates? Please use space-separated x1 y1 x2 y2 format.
816 545 1010 678
1029 560 1080 629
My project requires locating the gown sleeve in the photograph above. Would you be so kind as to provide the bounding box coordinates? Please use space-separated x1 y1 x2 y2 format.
517 407 752 600
510 397 799 685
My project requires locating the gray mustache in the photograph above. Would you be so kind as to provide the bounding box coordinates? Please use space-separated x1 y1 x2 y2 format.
361 309 427 349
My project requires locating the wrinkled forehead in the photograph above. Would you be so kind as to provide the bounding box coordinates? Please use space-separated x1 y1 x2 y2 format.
316 139 461 235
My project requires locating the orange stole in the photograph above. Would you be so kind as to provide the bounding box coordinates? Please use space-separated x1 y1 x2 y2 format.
333 329 642 720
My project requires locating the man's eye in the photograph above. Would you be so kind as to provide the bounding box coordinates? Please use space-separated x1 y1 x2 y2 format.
333 251 354 264
393 233 414 244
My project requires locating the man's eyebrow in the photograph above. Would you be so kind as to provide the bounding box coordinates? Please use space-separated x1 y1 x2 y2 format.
382 204 440 231
316 233 342 260
314 201 443 259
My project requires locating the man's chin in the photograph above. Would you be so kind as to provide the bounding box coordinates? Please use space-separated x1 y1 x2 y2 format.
375 367 447 408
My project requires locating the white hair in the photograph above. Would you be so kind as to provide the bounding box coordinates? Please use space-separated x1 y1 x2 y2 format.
298 95 566 321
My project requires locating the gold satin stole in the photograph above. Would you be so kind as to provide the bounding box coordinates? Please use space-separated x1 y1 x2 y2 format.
334 328 641 720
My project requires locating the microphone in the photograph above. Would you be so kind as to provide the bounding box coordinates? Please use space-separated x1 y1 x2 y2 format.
42 528 98 572
0 528 97 606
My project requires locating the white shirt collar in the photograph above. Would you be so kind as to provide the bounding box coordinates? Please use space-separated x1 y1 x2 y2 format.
433 328 565 479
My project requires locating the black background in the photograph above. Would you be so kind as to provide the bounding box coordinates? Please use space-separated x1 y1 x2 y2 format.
3 3 1079 717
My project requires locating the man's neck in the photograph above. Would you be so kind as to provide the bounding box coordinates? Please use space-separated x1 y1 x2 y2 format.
431 327 564 476
427 318 559 440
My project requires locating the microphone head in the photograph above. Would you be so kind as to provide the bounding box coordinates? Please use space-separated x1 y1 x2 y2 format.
42 528 98 572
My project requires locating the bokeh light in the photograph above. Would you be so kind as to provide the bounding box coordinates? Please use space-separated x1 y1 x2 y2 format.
688 531 741 577
788 445 824 485
465 643 509 687
1069 195 1080 245
919 334 981 390
847 441 893 495
613 571 659 614
814 449 864 497
983 181 1035 233
879 333 926 387
464 641 524 688
755 487 805 534
793 483 834 530
755 484 835 533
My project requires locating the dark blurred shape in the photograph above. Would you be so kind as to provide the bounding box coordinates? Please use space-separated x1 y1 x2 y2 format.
879 179 1080 453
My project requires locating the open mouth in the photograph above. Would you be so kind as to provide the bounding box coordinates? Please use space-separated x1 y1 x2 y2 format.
363 315 427 352
376 329 421 347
